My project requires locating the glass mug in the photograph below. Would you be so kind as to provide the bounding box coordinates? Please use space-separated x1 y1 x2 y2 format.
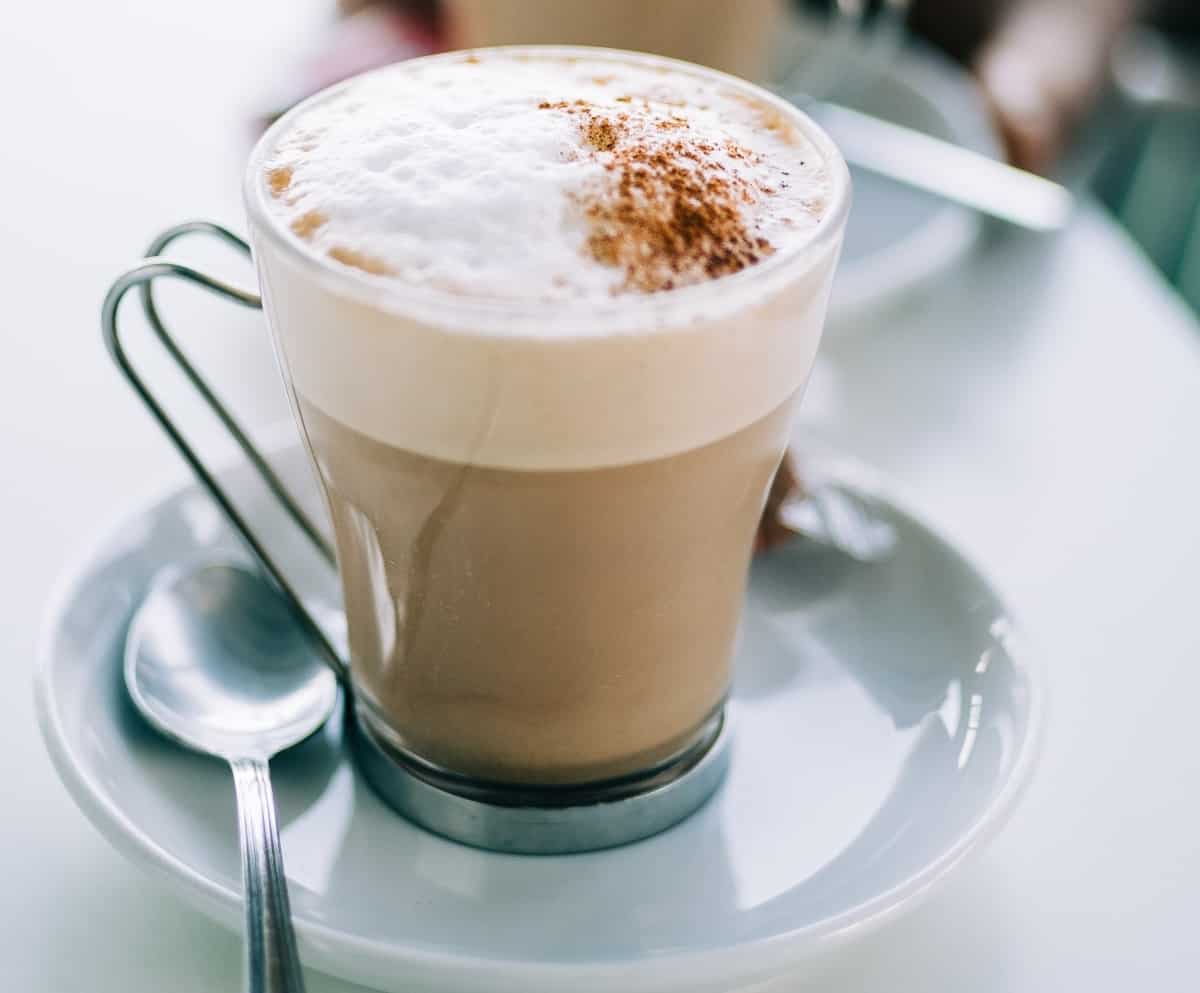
103 48 850 852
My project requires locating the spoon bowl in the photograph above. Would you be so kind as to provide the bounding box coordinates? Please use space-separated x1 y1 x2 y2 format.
126 563 338 760
124 561 339 993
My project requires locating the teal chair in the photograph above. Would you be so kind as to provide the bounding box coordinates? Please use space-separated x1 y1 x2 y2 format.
1094 29 1200 316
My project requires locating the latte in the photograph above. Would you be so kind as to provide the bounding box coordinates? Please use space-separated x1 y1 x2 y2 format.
247 48 847 785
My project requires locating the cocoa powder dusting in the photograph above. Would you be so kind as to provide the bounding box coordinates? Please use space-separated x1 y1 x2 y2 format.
584 117 618 152
267 166 293 197
328 245 392 276
539 99 774 294
290 210 326 239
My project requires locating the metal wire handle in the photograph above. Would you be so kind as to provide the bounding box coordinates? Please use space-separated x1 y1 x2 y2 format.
101 221 347 683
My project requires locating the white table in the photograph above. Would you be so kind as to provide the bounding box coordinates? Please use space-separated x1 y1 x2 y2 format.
2 2 1198 990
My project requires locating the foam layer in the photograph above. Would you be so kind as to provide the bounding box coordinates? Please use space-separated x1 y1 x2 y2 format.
258 50 830 301
247 49 848 469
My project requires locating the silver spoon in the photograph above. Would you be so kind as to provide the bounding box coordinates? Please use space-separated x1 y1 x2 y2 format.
125 562 339 993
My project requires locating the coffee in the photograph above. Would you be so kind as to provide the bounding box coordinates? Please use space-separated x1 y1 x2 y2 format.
247 49 847 786
303 394 795 783
444 0 785 80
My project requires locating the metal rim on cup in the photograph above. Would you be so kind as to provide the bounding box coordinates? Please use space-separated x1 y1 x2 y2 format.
349 705 732 855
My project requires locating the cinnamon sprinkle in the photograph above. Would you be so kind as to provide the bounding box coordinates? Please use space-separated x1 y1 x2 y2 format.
290 210 326 239
539 99 773 294
585 117 619 152
267 166 293 197
328 245 392 276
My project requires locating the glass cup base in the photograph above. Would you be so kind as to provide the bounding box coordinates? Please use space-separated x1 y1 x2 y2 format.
348 705 731 854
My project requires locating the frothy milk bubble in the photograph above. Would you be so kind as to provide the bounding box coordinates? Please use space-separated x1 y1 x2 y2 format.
247 49 845 470
259 50 829 302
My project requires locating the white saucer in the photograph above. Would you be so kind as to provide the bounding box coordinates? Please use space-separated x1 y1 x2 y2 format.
808 39 1001 329
36 443 1044 993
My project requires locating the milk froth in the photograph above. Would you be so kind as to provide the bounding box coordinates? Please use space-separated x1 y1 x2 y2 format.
259 49 829 302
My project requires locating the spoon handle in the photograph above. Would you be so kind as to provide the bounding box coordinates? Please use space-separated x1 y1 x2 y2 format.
230 757 307 993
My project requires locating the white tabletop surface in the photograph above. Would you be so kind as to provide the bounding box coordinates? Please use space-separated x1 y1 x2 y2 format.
3 2 1199 991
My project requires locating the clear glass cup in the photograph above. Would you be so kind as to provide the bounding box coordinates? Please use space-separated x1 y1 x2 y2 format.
237 48 850 792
